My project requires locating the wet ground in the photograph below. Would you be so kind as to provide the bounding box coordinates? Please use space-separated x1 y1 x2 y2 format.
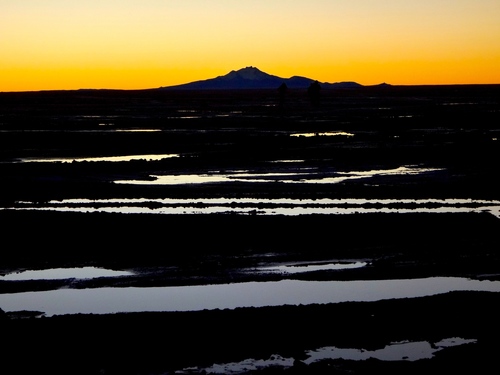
1 85 500 374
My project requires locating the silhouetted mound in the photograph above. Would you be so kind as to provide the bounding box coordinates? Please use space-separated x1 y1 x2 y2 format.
161 66 366 90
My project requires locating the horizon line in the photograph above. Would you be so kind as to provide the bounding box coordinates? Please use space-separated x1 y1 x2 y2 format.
3 82 500 94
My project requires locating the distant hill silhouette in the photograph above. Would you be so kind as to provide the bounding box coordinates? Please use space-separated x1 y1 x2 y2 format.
160 66 378 90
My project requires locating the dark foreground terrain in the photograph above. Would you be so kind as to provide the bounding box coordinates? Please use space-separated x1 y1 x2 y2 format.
1 85 500 374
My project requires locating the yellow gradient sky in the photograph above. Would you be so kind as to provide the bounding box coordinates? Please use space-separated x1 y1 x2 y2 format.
1 0 500 91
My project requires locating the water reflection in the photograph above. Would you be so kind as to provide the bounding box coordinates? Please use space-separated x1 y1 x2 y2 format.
10 197 500 218
114 165 442 185
0 267 134 281
14 153 179 163
291 131 355 137
114 129 162 132
269 159 305 163
259 262 367 274
0 129 162 133
185 338 476 374
303 338 477 363
0 277 498 316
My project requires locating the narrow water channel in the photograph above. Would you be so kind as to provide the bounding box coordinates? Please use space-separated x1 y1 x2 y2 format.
1 277 498 317
7 197 500 218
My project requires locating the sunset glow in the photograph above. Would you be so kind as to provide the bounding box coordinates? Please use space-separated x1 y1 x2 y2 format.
1 0 500 91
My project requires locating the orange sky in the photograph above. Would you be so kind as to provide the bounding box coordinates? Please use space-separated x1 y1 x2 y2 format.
1 0 500 91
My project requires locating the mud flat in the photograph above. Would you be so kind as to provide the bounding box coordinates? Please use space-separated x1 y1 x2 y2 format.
1 85 500 374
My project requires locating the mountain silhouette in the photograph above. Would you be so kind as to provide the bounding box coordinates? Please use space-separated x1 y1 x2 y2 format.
160 66 368 90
